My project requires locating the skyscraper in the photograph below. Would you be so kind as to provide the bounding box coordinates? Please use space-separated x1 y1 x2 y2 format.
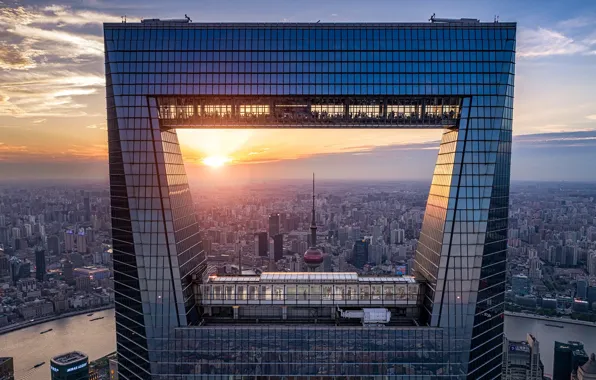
268 213 280 237
64 231 74 252
352 238 370 269
83 196 91 222
76 230 87 254
273 234 283 262
502 334 544 380
255 232 268 257
104 17 516 379
50 351 89 380
554 341 589 380
35 247 46 282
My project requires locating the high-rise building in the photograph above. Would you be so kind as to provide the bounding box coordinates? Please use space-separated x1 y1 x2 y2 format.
502 334 544 380
84 197 91 222
104 17 516 378
63 260 73 283
48 235 60 255
76 230 86 254
588 251 596 276
0 357 14 380
577 279 588 299
352 238 370 269
268 213 280 237
554 341 589 380
35 247 46 282
23 224 32 237
50 351 89 380
273 234 283 262
390 228 405 244
255 232 268 257
64 231 75 252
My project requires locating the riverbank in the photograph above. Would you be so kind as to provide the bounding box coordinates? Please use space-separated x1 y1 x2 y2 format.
505 310 596 328
0 305 114 335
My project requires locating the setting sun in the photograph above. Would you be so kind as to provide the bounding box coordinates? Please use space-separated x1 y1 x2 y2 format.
202 155 231 168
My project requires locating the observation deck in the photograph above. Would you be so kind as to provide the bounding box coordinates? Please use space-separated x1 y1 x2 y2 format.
156 95 461 129
199 272 422 307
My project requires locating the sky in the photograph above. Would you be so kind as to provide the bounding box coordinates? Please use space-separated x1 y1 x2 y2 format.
0 0 596 182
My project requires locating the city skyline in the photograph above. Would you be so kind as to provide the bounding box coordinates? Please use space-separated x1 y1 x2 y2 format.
1 0 596 181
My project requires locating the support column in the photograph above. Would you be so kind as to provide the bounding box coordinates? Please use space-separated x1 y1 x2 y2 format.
282 306 287 320
233 305 239 320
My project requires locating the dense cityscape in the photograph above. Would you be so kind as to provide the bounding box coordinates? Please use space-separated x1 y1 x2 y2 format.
2 181 596 329
1 180 596 379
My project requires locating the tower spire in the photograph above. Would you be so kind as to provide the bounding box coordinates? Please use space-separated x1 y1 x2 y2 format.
310 172 317 248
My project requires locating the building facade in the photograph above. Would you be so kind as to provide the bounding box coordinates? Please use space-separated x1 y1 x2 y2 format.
104 18 516 379
502 334 544 380
50 351 89 380
554 341 589 380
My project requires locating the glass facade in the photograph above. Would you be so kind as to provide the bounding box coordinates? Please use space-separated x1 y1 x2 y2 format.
104 20 516 379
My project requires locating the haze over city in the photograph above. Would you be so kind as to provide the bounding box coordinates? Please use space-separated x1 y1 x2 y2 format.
1 0 596 181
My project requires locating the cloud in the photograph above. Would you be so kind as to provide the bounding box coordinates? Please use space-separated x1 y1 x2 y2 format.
0 71 105 117
586 115 596 120
85 123 107 130
0 41 37 70
556 17 594 30
514 130 596 148
0 142 28 160
0 5 126 118
517 27 594 57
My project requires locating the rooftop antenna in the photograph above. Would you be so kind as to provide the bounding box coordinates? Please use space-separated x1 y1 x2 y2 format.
121 15 127 24
316 20 320 23
185 14 192 22
429 13 436 22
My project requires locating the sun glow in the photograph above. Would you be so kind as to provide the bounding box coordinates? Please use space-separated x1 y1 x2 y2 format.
202 155 231 168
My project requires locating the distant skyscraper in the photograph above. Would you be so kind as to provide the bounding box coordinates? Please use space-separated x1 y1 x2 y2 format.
352 239 370 269
50 351 89 380
255 232 268 257
577 279 588 299
105 18 516 379
76 231 86 254
64 231 75 252
502 334 544 380
35 248 46 282
23 224 32 237
391 228 405 244
63 260 73 283
588 251 596 276
554 341 589 380
268 213 280 237
273 234 283 261
84 197 91 222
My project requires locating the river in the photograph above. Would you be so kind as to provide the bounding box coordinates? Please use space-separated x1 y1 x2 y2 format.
1 309 594 380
